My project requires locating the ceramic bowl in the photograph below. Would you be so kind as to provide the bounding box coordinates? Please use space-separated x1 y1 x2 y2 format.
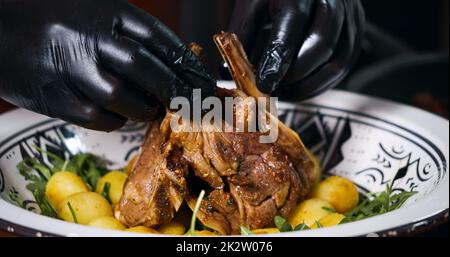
0 84 448 237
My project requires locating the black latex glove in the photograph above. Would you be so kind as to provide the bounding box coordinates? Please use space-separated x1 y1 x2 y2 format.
224 0 365 101
0 0 215 131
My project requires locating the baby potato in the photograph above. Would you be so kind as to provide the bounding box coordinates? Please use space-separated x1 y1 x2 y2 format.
159 221 186 235
195 230 218 236
252 228 280 234
58 192 113 225
288 198 334 227
126 226 159 234
310 176 359 213
126 156 138 174
45 171 89 207
311 213 346 229
96 171 127 205
88 217 125 231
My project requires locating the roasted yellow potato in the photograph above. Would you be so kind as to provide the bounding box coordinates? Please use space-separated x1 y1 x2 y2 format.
126 156 138 174
159 221 186 235
252 228 280 234
45 171 89 207
96 171 127 205
288 198 334 227
126 226 159 234
58 192 113 225
88 216 125 231
194 230 218 236
311 213 346 229
310 176 359 213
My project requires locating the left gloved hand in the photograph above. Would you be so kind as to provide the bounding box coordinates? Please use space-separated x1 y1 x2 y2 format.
223 0 366 101
0 0 216 132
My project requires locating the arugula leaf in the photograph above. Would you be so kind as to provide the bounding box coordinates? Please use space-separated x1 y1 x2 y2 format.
16 147 118 221
186 190 206 236
84 160 104 190
31 146 111 189
390 191 416 210
273 216 311 232
17 159 57 217
294 223 310 231
102 182 112 204
274 216 293 232
28 178 57 217
16 148 115 217
61 158 69 172
342 184 417 223
32 146 66 175
322 206 336 213
56 153 110 189
67 202 78 224
240 226 254 235
66 153 110 189
8 188 25 209
21 157 52 181
315 221 323 228
33 145 65 162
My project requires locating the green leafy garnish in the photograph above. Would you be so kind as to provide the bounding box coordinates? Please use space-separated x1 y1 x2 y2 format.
8 188 25 209
315 221 323 228
322 206 336 213
17 159 57 217
274 216 293 232
273 216 311 232
186 190 206 236
20 157 53 180
67 202 78 224
61 153 110 189
342 183 417 223
240 226 254 235
61 158 69 172
16 147 112 218
293 223 310 231
32 146 111 189
102 182 112 204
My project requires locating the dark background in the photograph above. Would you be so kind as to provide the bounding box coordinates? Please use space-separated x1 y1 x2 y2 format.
137 0 450 71
0 0 448 237
2 0 449 110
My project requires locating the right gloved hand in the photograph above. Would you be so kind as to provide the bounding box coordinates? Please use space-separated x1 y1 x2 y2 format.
222 0 365 101
0 0 216 131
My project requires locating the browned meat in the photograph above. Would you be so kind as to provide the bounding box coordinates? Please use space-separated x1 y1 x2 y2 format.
116 32 320 234
172 126 308 234
115 122 188 228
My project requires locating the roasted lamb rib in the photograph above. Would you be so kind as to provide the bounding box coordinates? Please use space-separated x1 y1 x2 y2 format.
115 32 320 235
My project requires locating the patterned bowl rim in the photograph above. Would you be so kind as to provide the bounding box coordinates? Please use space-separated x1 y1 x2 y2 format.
0 88 448 237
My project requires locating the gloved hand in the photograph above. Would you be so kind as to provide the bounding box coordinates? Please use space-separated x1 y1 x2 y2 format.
0 0 215 131
224 0 365 101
